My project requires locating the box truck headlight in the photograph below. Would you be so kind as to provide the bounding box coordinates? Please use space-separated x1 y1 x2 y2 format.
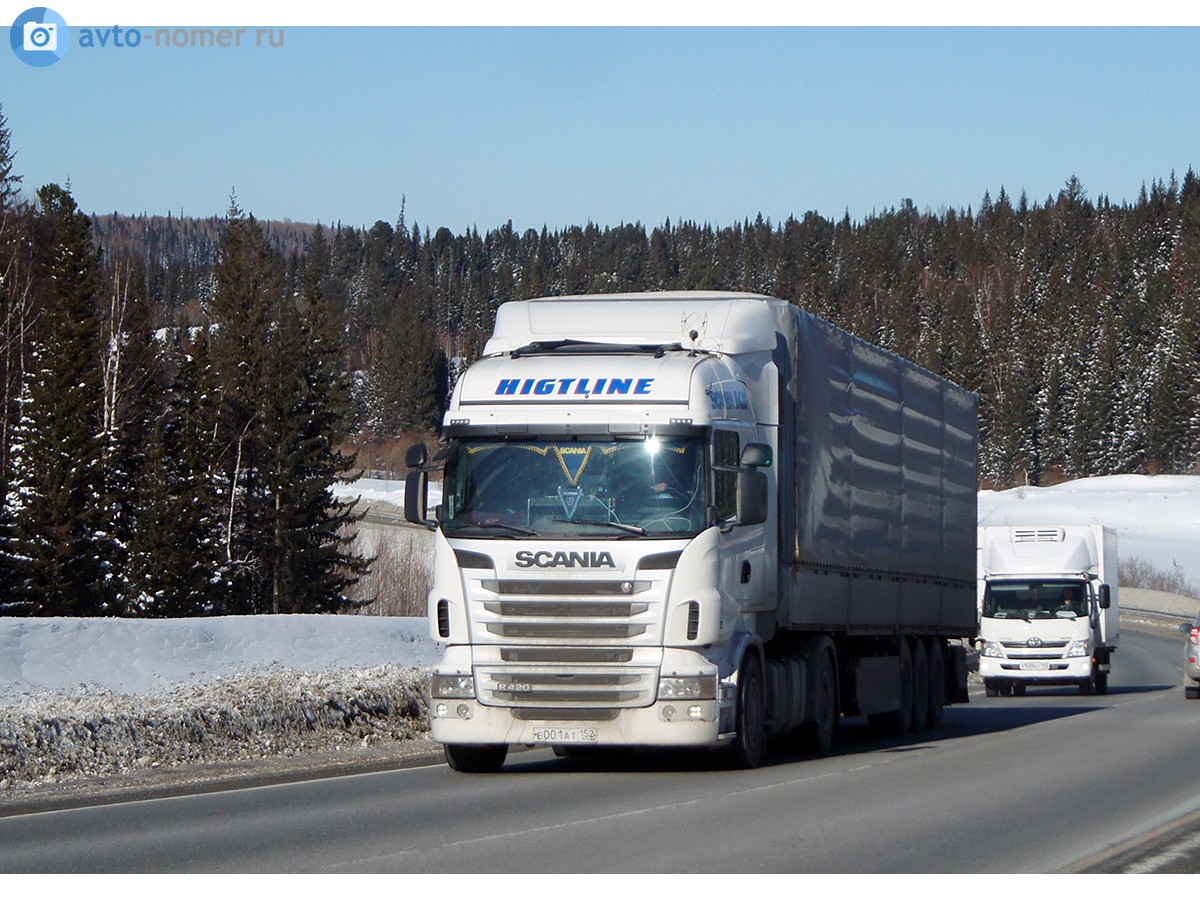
431 673 475 699
1066 640 1090 658
658 675 717 700
980 641 1005 658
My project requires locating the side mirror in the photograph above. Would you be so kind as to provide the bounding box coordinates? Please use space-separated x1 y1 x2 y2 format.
1181 622 1193 635
1098 584 1111 610
406 443 429 469
735 469 768 527
740 442 772 468
404 443 436 529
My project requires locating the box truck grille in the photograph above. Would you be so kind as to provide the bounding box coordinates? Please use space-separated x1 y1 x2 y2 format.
475 666 658 708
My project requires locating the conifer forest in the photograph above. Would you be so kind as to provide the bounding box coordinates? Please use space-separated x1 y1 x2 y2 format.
2 106 1200 617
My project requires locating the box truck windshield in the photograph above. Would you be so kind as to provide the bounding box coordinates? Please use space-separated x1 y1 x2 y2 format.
440 436 709 538
983 580 1090 620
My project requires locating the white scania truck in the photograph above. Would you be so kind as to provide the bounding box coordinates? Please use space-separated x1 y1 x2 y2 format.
977 524 1118 696
405 292 979 771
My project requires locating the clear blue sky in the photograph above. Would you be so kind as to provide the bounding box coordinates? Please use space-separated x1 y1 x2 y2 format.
3 16 1199 232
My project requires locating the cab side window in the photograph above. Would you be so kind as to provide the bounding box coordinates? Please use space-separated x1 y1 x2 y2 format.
712 429 740 521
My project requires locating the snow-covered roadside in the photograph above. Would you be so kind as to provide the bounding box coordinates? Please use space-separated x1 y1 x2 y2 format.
1 616 440 794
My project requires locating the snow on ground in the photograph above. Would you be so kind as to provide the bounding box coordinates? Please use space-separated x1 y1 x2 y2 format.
980 474 1200 591
3 473 1198 793
0 616 440 791
0 615 439 698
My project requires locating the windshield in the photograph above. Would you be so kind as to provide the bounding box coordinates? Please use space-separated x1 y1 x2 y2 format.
441 437 707 538
983 580 1090 620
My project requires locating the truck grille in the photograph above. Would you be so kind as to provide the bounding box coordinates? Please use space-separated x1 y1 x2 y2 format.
1001 639 1068 660
473 579 659 643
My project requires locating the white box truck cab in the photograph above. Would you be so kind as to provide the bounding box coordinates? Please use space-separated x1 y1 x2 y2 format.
977 525 1118 697
406 292 979 771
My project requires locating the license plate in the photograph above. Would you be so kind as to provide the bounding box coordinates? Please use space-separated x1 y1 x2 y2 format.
1019 662 1050 671
531 727 599 743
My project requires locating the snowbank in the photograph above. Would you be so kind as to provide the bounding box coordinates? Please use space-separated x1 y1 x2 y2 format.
0 614 439 698
0 615 440 792
980 474 1200 589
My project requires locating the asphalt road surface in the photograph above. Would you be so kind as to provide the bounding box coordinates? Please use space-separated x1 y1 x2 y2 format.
1 627 1196 873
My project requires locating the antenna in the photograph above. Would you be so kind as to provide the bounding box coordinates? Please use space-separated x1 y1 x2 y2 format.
682 312 707 356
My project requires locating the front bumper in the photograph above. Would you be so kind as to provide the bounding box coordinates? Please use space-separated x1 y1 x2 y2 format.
430 697 722 747
979 655 1095 684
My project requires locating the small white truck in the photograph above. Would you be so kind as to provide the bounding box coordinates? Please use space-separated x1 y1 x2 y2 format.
977 525 1118 696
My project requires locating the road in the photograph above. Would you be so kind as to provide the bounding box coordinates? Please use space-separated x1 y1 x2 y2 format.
0 627 1195 873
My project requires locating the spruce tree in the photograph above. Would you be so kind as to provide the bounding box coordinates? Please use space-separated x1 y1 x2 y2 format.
5 185 122 615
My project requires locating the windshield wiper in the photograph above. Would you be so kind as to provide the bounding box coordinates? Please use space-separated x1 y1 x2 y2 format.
449 522 538 536
553 518 647 535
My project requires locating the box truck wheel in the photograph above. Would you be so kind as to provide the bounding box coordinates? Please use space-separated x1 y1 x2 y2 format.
925 639 946 730
444 743 508 773
984 679 1000 698
869 638 913 736
727 654 766 769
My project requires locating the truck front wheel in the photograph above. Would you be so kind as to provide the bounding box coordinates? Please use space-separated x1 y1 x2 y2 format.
727 654 766 769
445 743 508 773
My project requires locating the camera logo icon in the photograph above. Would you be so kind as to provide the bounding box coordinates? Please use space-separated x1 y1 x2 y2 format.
10 7 68 66
23 21 56 51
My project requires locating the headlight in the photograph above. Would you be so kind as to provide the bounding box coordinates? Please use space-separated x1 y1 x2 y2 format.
658 675 717 700
1066 640 1090 658
981 641 1005 658
431 673 475 699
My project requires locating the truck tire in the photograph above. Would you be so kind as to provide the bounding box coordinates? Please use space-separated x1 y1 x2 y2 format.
984 678 1000 698
797 645 838 756
727 654 766 769
925 638 946 730
444 743 508 773
910 638 929 732
1094 671 1109 695
1011 682 1026 696
869 638 913 736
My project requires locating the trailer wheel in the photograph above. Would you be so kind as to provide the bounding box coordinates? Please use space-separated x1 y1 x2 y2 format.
909 638 929 732
925 638 946 729
869 638 913 735
727 654 766 769
444 743 508 773
797 645 839 756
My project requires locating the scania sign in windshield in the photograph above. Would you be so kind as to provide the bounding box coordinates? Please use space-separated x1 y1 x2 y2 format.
515 550 617 569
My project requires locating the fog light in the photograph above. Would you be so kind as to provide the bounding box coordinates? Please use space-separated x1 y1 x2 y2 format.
662 705 676 720
688 705 703 720
435 703 448 718
456 703 471 719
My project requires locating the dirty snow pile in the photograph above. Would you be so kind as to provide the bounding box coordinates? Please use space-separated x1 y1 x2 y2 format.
0 616 440 791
